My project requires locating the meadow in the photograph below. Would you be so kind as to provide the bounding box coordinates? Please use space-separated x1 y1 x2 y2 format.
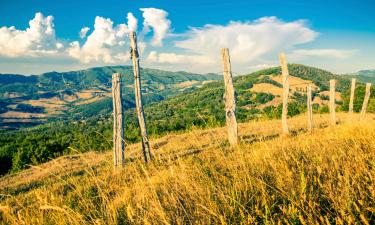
0 113 374 224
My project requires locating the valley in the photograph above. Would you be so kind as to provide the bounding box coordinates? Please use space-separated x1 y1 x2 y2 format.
0 66 221 129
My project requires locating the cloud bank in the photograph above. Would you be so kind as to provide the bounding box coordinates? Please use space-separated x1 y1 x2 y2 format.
0 10 357 74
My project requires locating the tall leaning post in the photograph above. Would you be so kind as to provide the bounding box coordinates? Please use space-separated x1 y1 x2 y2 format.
221 48 238 147
349 78 356 115
279 53 290 135
112 73 125 168
307 84 313 132
129 31 152 162
329 79 336 125
360 83 372 121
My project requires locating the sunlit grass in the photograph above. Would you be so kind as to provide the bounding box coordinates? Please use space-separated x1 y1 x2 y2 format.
0 113 374 224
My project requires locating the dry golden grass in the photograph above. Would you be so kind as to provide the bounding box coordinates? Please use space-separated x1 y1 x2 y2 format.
270 75 319 92
74 94 110 106
0 113 374 224
251 83 283 96
22 98 67 115
75 91 94 99
0 111 48 119
319 91 343 102
174 81 199 88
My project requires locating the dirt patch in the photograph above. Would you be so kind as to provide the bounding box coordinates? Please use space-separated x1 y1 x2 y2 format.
76 91 93 99
0 111 47 119
270 75 319 93
174 80 198 88
319 91 342 101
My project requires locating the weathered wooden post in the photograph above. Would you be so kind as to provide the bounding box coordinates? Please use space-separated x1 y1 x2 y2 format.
349 78 356 115
112 73 125 168
221 48 238 147
130 31 152 162
329 79 336 125
360 83 372 120
279 53 290 135
307 84 313 132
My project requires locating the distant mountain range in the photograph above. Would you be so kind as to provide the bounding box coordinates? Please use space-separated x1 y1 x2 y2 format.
0 66 221 129
343 69 375 83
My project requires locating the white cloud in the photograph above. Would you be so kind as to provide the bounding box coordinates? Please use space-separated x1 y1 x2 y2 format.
140 8 171 46
141 16 320 73
175 17 318 66
127 12 138 32
1 10 363 75
79 27 90 39
0 12 62 57
68 16 130 63
68 13 140 64
290 49 356 59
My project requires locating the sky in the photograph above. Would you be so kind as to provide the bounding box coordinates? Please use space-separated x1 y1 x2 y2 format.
0 0 374 75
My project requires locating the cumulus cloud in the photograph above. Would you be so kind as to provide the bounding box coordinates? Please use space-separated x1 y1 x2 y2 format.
79 27 90 39
69 13 139 64
127 12 138 32
140 8 171 46
138 16 323 73
0 12 63 57
68 16 130 63
175 17 318 65
290 49 356 59
1 10 359 74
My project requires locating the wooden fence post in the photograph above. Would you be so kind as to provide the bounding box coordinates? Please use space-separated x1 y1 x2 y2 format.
221 48 238 147
329 79 336 125
279 53 290 135
307 84 313 132
130 31 152 162
349 78 356 115
360 83 372 120
112 73 125 168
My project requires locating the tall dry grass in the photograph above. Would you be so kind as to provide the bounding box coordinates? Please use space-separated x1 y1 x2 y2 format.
0 114 374 224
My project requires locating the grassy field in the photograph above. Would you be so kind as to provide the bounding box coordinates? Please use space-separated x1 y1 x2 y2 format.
0 113 374 224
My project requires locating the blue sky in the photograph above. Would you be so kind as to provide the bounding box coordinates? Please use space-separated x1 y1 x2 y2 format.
0 0 374 75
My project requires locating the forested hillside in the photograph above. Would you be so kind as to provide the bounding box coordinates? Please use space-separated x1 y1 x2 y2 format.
1 64 374 176
0 66 220 129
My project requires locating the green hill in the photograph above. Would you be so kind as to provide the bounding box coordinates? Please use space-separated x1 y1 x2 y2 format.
1 64 374 176
0 66 221 129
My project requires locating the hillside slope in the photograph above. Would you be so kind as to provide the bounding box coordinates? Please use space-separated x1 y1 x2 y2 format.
0 66 221 129
2 64 375 176
0 113 374 224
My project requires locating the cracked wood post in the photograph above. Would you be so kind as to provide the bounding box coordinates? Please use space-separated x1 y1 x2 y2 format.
360 83 372 120
349 78 356 115
329 79 336 125
279 53 290 135
307 84 313 132
130 31 152 162
221 48 238 147
112 73 125 168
